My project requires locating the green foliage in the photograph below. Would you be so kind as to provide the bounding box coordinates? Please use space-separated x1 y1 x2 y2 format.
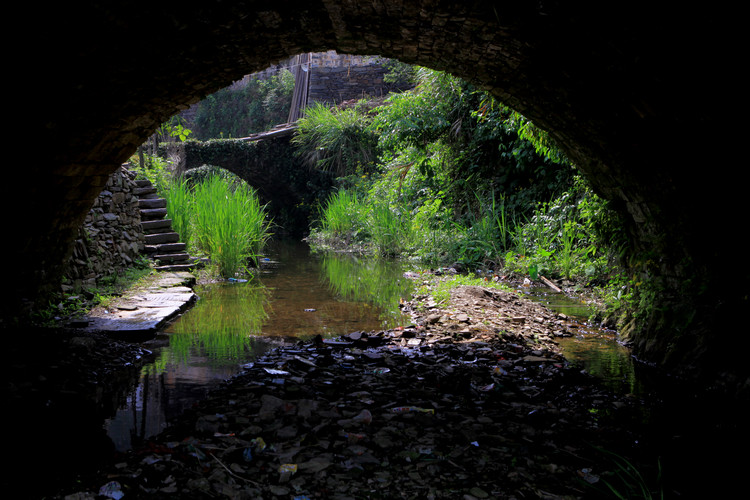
372 67 572 221
292 102 379 176
317 189 368 240
382 59 418 86
164 177 193 248
155 115 193 143
509 175 625 283
132 154 173 193
192 70 295 140
190 174 272 277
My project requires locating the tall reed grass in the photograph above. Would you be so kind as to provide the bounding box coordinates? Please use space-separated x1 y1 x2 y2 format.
165 177 193 248
369 202 411 256
319 189 367 238
189 174 272 278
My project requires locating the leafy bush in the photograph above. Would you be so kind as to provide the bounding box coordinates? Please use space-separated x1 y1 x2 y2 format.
192 70 295 139
292 102 379 176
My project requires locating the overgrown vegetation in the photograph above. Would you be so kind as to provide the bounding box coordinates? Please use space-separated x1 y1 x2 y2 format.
191 70 295 139
133 155 273 279
297 66 632 323
131 61 640 328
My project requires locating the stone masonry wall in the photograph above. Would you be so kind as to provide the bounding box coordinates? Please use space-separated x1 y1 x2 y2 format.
226 50 412 105
62 166 145 292
307 63 411 105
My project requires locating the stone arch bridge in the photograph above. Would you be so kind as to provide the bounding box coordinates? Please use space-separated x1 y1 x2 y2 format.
12 2 743 391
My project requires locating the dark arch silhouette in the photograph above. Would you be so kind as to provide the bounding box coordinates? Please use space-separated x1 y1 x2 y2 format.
13 2 742 389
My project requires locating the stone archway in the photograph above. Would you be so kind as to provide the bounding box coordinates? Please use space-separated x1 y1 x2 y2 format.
12 2 743 390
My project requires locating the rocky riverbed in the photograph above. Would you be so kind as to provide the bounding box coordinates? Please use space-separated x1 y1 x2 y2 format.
5 273 746 499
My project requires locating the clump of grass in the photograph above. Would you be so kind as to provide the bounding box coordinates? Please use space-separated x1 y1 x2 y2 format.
164 176 193 247
319 189 367 239
191 174 272 278
369 202 411 257
588 447 664 500
292 101 379 176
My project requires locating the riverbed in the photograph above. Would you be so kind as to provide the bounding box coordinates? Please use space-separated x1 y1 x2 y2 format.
104 239 638 452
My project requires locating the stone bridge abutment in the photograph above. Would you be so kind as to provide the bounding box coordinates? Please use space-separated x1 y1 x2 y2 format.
12 2 743 391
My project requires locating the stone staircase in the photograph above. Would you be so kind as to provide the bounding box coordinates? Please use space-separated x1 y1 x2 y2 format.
134 179 199 272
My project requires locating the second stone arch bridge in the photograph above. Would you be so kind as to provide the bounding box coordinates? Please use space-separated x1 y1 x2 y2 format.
168 124 332 236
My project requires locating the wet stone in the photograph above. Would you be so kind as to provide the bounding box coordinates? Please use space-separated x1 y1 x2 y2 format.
55 280 651 500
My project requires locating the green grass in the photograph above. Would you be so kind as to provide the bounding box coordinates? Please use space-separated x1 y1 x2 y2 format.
369 202 411 256
165 177 193 249
416 272 513 308
190 174 272 278
319 189 367 238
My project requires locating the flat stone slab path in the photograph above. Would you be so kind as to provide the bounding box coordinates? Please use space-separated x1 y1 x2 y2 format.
79 271 196 339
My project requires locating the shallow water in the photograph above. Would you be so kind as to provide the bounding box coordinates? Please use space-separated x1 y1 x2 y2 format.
104 240 414 450
518 287 643 395
104 240 638 450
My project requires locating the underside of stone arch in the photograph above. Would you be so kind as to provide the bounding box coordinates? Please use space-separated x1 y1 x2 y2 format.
11 2 744 392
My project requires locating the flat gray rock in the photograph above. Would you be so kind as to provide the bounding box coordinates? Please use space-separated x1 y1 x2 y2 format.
78 272 196 338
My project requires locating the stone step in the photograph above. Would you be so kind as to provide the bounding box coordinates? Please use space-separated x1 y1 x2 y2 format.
155 263 197 272
140 208 168 220
139 198 167 209
145 232 180 244
135 179 152 187
155 253 190 263
141 219 173 232
144 243 186 254
133 186 157 196
155 242 186 253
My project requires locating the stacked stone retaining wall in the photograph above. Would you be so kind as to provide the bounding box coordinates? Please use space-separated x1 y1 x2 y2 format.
307 62 410 104
62 166 145 292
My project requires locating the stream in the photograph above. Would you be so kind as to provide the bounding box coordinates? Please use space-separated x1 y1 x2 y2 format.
104 239 640 452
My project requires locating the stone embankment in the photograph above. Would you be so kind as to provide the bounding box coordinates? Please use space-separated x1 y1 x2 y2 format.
62 166 145 292
60 165 199 339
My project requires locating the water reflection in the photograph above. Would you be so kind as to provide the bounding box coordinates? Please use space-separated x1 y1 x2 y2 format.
320 251 414 329
105 240 413 450
519 286 643 395
106 241 638 450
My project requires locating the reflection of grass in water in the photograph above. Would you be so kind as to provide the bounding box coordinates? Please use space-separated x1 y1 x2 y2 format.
562 336 641 395
167 282 271 364
320 253 412 327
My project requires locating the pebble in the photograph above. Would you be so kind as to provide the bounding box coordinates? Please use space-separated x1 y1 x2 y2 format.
48 281 645 499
